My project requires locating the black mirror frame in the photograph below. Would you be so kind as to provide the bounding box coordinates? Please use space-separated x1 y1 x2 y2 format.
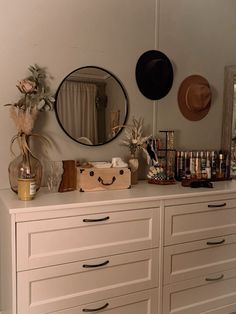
54 66 129 146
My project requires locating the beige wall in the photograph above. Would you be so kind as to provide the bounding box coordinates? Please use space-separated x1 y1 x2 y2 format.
157 0 236 150
0 0 236 189
0 0 156 189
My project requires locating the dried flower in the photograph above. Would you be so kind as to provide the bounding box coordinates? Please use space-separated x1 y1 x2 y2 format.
16 79 36 94
113 116 151 163
6 64 54 113
5 64 54 156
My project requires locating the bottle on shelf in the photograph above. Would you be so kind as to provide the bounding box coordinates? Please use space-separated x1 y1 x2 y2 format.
205 151 211 179
174 149 230 182
189 151 195 178
217 152 226 179
200 151 207 179
195 151 201 179
184 151 191 179
211 151 217 180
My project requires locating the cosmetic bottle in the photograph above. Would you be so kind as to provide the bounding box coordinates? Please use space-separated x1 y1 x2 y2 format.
205 151 211 179
200 151 207 178
195 151 201 179
189 151 195 178
211 151 217 180
176 151 184 181
184 151 190 177
218 152 226 179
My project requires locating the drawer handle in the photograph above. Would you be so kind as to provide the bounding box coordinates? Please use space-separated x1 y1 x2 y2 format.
207 239 225 245
83 302 109 312
205 274 224 281
83 260 109 268
98 176 116 186
83 216 110 223
208 202 226 208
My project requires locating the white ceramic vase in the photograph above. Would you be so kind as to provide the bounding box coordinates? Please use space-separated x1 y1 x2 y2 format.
128 157 139 185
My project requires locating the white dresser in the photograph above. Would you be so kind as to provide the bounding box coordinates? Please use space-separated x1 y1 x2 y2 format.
163 194 236 314
0 185 160 314
1 181 236 314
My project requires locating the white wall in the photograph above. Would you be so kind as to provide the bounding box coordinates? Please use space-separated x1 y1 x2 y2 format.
0 0 236 189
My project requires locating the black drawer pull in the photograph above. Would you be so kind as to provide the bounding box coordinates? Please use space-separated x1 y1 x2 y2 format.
205 274 224 281
83 302 109 312
83 216 110 223
98 176 116 186
207 239 225 245
83 260 109 268
208 203 226 208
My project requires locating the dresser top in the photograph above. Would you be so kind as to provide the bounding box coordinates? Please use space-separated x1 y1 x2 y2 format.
1 180 236 214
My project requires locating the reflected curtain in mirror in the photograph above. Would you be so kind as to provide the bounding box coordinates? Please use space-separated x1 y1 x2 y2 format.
55 66 128 146
57 81 98 144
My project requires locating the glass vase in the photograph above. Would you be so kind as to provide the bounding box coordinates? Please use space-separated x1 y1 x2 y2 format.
8 139 42 196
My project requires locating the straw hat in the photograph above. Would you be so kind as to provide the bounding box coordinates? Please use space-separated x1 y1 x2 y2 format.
135 50 174 100
178 75 212 121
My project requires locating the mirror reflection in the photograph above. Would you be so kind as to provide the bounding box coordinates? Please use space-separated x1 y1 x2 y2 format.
55 66 128 146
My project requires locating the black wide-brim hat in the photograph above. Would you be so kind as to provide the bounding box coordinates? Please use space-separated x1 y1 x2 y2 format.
135 50 174 100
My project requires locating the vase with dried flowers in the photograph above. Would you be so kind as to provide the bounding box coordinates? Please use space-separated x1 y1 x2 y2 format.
6 64 54 200
113 117 151 184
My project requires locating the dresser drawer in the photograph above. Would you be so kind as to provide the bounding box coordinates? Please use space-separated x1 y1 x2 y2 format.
17 207 159 270
164 198 236 245
163 268 236 314
164 234 236 284
47 288 158 314
17 248 159 314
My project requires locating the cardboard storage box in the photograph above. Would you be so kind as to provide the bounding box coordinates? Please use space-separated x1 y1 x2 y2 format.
77 167 131 191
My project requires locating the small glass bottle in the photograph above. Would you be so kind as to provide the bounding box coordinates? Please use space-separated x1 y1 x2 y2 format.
205 151 211 179
217 153 226 179
184 151 190 179
211 151 217 180
195 151 201 179
189 151 195 178
200 151 207 179
175 151 185 181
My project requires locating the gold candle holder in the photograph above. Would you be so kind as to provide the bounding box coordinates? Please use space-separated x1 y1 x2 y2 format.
18 178 36 201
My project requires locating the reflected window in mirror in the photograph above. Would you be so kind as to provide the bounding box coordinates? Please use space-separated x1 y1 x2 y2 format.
55 66 128 146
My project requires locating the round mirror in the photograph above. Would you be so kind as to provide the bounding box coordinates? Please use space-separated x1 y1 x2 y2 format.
55 66 128 146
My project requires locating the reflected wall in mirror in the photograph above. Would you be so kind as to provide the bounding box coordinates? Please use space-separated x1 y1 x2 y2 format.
55 66 128 146
221 65 236 177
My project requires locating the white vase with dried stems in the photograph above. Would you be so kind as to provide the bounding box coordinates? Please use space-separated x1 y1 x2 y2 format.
6 64 55 200
113 117 151 184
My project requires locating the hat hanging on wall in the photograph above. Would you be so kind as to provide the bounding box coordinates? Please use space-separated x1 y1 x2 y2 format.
178 75 212 121
135 50 174 100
